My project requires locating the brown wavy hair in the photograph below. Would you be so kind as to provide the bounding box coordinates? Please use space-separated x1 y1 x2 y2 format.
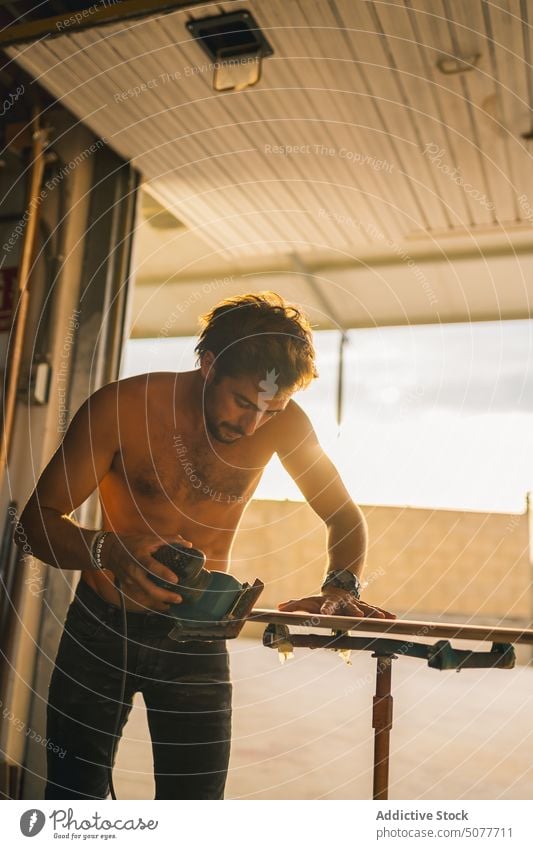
195 291 318 391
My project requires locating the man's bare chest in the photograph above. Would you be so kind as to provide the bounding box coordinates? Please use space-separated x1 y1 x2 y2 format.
112 427 268 507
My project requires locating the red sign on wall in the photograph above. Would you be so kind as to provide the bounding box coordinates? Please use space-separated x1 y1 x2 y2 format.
0 267 18 332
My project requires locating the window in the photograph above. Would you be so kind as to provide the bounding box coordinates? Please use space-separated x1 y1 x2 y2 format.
122 320 533 512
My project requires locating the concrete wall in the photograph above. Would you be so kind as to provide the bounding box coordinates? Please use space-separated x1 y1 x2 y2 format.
231 499 531 625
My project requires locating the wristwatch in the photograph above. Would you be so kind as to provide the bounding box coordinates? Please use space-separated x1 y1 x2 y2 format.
321 569 362 599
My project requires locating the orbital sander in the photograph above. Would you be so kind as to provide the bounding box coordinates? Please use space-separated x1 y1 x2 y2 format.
149 542 264 640
108 541 263 799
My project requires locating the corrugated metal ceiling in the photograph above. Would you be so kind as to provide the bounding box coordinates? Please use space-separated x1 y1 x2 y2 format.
4 0 533 334
6 0 533 260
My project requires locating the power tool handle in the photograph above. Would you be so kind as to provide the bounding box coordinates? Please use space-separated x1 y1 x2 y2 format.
152 543 206 570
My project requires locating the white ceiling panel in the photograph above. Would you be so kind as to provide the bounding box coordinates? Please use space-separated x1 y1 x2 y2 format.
4 0 533 330
6 1 533 258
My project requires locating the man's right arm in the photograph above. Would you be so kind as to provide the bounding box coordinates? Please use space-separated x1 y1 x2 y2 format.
16 381 120 571
15 381 187 610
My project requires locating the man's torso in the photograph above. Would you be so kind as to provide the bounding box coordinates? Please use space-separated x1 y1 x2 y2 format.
83 371 281 610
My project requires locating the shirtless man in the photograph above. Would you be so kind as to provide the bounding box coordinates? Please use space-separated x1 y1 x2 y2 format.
17 291 394 801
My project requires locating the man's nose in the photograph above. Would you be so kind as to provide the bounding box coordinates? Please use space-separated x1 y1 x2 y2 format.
240 411 260 435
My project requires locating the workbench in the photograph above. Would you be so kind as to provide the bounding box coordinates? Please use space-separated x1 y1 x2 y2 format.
249 609 533 800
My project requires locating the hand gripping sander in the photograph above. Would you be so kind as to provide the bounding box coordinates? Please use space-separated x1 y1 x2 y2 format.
149 542 264 641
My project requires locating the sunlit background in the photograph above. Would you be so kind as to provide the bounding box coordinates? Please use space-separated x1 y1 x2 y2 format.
122 318 533 514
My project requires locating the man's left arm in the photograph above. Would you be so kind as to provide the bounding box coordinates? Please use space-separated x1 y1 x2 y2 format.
275 402 395 619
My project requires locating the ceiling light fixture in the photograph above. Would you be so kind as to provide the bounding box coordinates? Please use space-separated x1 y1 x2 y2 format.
186 10 274 92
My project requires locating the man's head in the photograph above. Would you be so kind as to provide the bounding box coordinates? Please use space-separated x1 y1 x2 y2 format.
195 291 318 443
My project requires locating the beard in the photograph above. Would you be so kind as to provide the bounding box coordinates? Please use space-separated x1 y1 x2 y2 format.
202 381 245 443
203 409 243 444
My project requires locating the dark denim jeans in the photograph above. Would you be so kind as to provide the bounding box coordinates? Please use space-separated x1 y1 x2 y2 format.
45 579 232 800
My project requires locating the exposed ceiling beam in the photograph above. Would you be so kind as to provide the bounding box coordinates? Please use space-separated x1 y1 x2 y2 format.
290 251 346 331
0 0 206 47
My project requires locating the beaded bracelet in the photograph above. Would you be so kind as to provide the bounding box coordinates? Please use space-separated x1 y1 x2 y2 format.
90 530 109 571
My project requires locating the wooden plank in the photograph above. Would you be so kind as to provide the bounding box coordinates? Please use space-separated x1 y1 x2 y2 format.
166 37 322 250
372 0 469 229
251 3 371 252
322 2 427 243
239 5 351 251
148 10 342 254
482 0 533 224
333 0 442 233
116 21 285 250
407 0 495 226
446 0 518 223
250 608 533 644
358 0 453 231
75 23 272 252
0 0 211 48
262 0 404 249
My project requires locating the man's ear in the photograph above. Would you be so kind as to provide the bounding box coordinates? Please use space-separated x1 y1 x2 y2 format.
200 351 216 384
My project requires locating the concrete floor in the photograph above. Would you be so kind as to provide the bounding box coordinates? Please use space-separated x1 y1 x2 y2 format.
114 637 533 800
